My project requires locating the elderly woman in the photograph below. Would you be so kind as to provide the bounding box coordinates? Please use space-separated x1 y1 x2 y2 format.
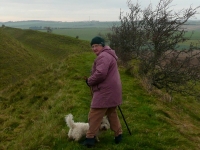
83 36 123 148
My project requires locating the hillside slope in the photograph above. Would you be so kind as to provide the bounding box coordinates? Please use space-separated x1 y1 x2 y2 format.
0 28 45 89
0 52 200 150
0 27 90 90
0 27 200 150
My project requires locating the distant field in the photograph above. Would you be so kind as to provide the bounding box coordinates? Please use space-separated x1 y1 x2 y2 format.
40 28 112 41
1 20 119 29
39 26 200 46
3 20 199 42
182 24 200 31
184 30 200 40
179 29 200 49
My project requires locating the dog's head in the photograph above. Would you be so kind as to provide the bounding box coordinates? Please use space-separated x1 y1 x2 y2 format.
100 116 110 131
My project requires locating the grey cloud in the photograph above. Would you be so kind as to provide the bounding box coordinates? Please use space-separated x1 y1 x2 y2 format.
1 0 199 22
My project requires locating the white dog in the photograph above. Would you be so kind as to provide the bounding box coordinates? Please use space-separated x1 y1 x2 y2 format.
65 114 110 141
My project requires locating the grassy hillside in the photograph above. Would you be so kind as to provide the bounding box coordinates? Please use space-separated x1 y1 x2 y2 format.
0 27 90 90
1 55 200 150
0 28 41 89
0 27 200 150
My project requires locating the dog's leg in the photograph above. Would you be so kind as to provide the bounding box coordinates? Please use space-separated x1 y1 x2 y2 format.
95 136 100 142
95 131 101 142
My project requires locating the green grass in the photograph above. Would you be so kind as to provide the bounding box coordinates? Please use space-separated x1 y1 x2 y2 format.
179 29 200 49
1 53 200 150
40 28 112 41
0 27 200 150
184 29 200 40
0 27 90 90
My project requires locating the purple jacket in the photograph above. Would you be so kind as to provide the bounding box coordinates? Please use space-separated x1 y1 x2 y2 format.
87 46 122 108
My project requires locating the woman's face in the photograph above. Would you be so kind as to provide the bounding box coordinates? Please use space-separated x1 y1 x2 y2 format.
91 44 103 56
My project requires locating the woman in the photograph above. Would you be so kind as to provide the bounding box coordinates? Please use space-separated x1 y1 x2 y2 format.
83 36 123 148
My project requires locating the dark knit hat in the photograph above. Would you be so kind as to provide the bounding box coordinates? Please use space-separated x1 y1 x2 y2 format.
90 36 105 47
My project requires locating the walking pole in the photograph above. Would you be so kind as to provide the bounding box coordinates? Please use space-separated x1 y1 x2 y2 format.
118 105 132 135
88 84 132 135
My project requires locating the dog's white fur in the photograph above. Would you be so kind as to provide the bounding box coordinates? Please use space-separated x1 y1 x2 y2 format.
65 114 110 141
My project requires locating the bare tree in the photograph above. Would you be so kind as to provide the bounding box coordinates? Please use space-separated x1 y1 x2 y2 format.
108 0 200 97
107 1 145 63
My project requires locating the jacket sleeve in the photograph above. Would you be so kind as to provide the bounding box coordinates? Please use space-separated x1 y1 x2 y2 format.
87 54 110 86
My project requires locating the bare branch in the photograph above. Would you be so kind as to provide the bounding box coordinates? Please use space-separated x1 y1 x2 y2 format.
108 0 200 98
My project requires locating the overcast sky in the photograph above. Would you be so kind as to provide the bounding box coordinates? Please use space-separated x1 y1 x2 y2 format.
1 0 200 22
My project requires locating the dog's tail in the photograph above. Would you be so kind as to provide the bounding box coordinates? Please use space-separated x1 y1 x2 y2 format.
65 114 75 129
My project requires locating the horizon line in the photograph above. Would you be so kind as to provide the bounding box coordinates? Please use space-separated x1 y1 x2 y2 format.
0 20 121 23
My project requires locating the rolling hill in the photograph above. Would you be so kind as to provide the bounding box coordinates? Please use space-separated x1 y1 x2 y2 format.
0 27 200 150
0 27 90 90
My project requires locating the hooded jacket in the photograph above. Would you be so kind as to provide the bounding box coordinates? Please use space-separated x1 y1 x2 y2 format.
87 46 122 108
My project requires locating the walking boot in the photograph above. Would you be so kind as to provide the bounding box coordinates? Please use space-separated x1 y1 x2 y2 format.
115 134 122 144
82 137 95 148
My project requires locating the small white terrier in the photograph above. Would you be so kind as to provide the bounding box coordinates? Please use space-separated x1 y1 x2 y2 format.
65 113 110 141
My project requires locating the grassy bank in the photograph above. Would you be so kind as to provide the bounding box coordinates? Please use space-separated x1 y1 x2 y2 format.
0 27 90 90
0 27 200 150
1 53 200 149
